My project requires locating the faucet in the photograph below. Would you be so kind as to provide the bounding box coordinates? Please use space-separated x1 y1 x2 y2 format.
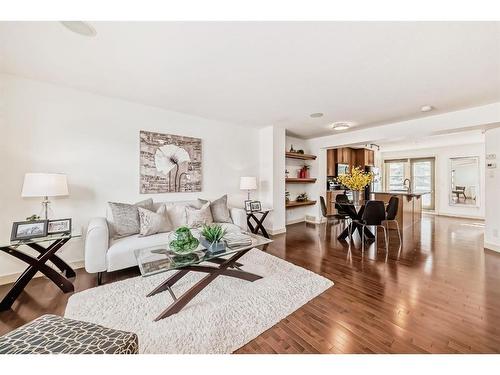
403 178 412 192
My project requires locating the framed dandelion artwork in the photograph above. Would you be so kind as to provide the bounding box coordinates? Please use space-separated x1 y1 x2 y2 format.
140 130 202 193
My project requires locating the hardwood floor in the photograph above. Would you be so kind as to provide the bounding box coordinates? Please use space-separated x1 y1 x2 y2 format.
1 214 500 353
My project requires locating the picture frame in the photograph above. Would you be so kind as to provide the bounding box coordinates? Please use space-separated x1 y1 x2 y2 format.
244 200 253 213
47 218 72 235
11 220 48 241
250 201 262 212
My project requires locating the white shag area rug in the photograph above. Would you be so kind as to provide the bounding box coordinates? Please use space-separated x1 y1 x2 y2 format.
65 249 333 354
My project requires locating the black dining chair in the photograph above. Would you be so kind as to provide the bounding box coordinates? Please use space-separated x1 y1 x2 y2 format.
351 200 388 253
385 196 401 246
320 196 351 233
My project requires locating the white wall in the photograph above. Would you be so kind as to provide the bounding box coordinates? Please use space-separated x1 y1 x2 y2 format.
258 126 286 233
381 143 485 219
0 74 261 280
485 127 500 252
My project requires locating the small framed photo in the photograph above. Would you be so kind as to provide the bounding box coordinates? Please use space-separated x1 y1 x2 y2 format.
245 200 252 213
11 220 48 241
250 201 262 212
47 218 72 235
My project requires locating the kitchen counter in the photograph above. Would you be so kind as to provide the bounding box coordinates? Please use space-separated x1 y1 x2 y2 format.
372 191 428 230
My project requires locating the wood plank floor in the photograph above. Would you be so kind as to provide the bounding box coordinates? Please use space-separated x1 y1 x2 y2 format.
1 214 500 353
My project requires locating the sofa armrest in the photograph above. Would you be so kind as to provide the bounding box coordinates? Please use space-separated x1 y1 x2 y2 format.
229 207 248 231
84 217 109 273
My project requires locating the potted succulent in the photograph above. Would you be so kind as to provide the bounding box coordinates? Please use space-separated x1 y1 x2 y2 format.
168 226 200 255
200 224 227 254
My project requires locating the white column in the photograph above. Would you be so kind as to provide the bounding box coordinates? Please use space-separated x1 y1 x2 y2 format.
485 127 500 252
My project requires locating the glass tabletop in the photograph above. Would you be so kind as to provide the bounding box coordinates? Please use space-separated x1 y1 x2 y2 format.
134 232 272 277
1 232 82 248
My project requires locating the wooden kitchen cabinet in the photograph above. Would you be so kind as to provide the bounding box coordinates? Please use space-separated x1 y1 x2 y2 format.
354 148 375 167
326 149 336 176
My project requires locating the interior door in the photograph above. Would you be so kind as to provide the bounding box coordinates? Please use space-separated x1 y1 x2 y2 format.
411 158 435 210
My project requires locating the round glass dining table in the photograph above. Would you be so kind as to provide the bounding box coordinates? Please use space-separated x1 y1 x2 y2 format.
334 200 387 241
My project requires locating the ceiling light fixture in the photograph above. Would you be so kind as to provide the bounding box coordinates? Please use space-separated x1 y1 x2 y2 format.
60 21 97 37
310 112 324 118
421 105 434 112
330 122 351 131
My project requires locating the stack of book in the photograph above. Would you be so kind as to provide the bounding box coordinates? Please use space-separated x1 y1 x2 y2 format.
224 233 253 248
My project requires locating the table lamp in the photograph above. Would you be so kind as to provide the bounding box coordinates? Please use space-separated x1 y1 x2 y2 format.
240 176 257 200
21 173 69 219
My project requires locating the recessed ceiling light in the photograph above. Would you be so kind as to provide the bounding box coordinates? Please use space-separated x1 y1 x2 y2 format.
310 112 324 118
421 105 434 112
330 122 352 131
60 21 96 37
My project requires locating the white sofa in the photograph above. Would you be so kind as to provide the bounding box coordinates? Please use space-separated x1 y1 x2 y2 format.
84 199 247 283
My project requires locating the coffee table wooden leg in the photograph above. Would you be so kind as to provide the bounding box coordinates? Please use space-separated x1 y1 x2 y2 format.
154 272 218 321
147 269 189 297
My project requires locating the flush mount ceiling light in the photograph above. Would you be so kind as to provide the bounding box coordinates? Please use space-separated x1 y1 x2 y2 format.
310 112 324 118
421 105 434 112
330 122 352 131
60 21 96 37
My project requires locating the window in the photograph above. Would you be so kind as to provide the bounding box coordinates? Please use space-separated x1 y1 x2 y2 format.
384 157 435 211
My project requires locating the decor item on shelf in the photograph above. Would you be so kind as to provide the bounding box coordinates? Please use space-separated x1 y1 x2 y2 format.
11 220 49 241
285 169 290 179
285 191 290 203
240 176 257 200
200 224 227 254
289 145 295 153
249 201 262 212
168 226 200 255
21 173 69 219
140 130 202 193
297 149 304 154
26 214 41 221
336 166 373 204
296 193 308 202
298 165 311 179
47 218 72 235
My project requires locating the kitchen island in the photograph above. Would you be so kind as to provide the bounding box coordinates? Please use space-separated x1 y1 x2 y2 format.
372 191 430 231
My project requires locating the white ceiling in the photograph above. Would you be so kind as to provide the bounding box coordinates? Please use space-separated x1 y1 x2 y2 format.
1 21 499 138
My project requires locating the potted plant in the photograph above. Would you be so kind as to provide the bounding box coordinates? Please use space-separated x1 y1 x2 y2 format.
168 226 200 255
296 193 308 202
200 224 227 254
336 166 373 204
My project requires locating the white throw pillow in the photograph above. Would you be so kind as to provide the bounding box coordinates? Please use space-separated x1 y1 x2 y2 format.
166 204 188 228
186 202 213 228
138 204 173 237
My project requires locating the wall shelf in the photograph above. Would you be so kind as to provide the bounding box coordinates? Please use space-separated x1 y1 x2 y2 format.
285 152 317 160
285 200 317 209
285 178 317 184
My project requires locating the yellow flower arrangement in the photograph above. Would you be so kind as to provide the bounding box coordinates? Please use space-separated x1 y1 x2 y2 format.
336 166 373 191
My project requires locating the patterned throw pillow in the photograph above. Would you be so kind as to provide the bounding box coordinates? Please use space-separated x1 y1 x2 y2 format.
137 205 173 237
186 202 213 228
198 195 233 223
108 199 154 238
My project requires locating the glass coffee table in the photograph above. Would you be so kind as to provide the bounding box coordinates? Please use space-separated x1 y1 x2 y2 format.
134 232 272 321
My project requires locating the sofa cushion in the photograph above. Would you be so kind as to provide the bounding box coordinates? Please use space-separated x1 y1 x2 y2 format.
138 204 173 236
108 198 153 239
165 203 188 228
199 195 233 224
186 202 213 228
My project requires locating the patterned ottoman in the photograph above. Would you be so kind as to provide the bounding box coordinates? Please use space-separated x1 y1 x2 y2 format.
0 314 138 354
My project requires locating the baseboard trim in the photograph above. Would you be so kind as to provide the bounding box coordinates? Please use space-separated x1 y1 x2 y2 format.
436 213 485 221
485 242 500 253
0 260 85 286
267 227 286 235
286 218 305 225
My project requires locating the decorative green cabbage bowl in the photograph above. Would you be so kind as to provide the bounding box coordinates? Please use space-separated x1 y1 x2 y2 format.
168 226 200 255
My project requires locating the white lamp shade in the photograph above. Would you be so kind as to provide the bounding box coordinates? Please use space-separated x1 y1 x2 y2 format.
240 176 257 190
21 173 69 197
